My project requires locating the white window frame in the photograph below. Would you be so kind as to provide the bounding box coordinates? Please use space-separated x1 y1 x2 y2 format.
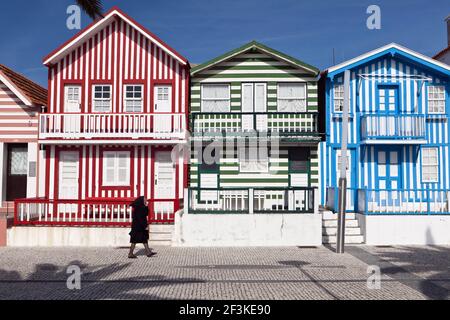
238 146 269 173
427 85 446 114
64 85 81 112
333 84 344 113
102 151 131 187
123 84 143 112
277 82 307 112
421 147 439 183
92 85 112 112
241 83 267 112
201 84 230 112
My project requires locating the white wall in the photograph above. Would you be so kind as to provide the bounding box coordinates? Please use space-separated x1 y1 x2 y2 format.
26 142 38 198
173 211 322 247
0 142 5 204
357 213 450 245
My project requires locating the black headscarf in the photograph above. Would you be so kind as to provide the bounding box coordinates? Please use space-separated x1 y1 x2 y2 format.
130 196 146 208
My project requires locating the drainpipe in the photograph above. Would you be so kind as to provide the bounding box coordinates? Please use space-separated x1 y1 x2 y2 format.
336 70 351 254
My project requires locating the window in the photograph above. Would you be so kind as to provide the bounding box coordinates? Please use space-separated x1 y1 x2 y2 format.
93 85 112 112
242 83 267 112
277 83 306 112
428 85 446 114
64 85 81 112
102 151 130 186
333 84 344 112
198 146 220 173
289 148 310 172
124 85 143 112
422 147 438 183
239 145 269 173
201 84 230 112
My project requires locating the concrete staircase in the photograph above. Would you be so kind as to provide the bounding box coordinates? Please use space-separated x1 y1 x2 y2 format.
321 210 364 244
149 224 174 246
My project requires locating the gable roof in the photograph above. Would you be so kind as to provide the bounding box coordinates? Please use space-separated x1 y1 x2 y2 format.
43 6 187 66
433 45 450 60
0 64 47 106
325 43 450 78
191 41 319 76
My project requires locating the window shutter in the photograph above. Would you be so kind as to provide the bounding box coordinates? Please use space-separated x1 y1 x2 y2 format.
242 83 254 112
255 83 266 112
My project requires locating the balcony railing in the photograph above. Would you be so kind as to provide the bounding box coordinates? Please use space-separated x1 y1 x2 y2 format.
361 114 426 143
188 187 315 214
191 112 319 137
39 113 187 141
357 188 450 215
14 198 179 226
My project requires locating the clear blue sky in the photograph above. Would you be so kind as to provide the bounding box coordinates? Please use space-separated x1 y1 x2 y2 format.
0 0 448 87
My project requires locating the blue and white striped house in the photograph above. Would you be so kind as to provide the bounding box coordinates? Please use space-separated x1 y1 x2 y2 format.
319 44 450 241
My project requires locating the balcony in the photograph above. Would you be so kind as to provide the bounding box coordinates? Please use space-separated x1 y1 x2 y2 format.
361 114 427 144
357 188 450 215
188 187 316 214
191 112 319 139
39 113 187 143
14 197 179 225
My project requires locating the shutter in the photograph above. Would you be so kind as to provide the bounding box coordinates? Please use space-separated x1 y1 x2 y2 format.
254 83 266 112
242 83 253 112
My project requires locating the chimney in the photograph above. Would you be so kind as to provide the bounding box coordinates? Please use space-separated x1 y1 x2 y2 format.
446 15 450 46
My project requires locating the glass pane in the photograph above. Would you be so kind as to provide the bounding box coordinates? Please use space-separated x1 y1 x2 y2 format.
10 148 27 175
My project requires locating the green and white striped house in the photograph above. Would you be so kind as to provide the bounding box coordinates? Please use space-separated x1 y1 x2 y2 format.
187 41 321 215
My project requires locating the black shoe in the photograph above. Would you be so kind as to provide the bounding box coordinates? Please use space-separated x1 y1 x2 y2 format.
146 252 157 257
128 254 138 259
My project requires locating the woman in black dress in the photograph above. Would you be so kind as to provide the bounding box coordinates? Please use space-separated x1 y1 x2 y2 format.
128 196 154 258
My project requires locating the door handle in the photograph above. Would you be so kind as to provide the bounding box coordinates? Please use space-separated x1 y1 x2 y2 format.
155 104 157 111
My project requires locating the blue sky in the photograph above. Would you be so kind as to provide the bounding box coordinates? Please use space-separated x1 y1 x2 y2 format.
0 0 448 87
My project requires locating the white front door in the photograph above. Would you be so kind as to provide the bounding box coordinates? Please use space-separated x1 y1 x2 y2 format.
154 85 172 133
154 151 175 199
241 83 267 132
64 85 82 135
58 151 79 199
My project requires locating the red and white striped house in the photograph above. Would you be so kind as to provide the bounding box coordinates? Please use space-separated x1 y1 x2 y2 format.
13 8 190 239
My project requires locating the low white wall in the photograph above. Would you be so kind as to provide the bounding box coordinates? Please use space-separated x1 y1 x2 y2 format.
7 226 130 247
357 213 450 245
173 212 322 247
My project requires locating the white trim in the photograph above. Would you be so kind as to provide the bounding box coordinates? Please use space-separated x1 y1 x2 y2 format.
0 72 33 106
38 139 187 145
326 43 450 74
192 44 318 76
43 9 187 66
363 140 428 145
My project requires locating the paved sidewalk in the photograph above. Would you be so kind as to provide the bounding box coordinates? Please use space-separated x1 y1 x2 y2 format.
0 245 448 300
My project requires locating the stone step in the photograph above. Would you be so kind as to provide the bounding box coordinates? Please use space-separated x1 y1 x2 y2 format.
322 226 362 236
149 232 172 241
323 219 358 228
149 224 174 233
148 240 171 247
322 234 364 244
322 211 356 220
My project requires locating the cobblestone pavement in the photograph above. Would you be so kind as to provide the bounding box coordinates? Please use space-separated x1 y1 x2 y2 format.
0 245 448 300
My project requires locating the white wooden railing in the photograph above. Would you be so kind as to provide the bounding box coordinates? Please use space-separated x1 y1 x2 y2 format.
192 112 319 135
14 198 179 225
361 114 426 141
39 113 187 140
188 187 315 213
358 188 450 215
